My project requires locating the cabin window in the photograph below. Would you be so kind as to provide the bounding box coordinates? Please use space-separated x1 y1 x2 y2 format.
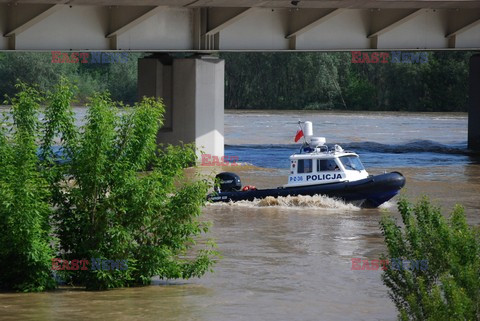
297 159 312 173
317 159 339 171
339 156 365 171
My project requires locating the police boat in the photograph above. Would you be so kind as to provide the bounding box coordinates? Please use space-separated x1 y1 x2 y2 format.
207 121 406 208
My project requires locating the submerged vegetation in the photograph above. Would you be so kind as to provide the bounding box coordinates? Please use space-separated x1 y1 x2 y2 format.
0 51 473 111
0 84 56 292
380 197 480 320
0 80 217 292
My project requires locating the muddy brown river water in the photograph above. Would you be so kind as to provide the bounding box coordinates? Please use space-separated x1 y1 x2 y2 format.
1 110 479 321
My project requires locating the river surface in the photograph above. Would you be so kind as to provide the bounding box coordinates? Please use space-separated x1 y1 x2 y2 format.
1 110 479 321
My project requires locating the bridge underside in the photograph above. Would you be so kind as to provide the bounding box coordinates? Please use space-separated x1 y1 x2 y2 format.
1 1 480 51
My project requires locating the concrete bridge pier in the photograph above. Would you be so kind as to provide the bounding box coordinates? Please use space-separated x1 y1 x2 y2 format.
138 54 224 157
468 54 480 152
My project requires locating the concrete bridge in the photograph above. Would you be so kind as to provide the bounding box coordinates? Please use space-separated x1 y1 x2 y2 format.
1 0 480 153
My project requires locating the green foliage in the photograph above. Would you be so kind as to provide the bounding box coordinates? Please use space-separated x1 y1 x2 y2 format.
344 73 376 110
380 197 480 320
42 84 217 290
70 72 106 104
221 51 472 111
0 53 77 98
0 79 217 292
0 52 145 105
222 52 350 109
0 83 56 292
103 56 140 104
304 101 334 111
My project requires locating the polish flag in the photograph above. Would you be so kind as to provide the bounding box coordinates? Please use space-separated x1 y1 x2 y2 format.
294 130 304 142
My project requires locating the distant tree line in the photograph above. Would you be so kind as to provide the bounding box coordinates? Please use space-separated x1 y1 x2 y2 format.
0 52 143 105
0 51 473 111
222 51 473 112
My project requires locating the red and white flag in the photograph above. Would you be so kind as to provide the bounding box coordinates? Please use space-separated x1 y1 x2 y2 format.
294 130 304 142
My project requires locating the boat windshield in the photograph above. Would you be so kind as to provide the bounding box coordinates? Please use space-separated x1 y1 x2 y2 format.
339 155 365 171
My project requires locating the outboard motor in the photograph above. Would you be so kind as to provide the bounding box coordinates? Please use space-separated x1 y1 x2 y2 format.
215 172 242 192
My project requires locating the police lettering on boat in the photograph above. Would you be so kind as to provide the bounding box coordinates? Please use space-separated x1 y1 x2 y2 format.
207 121 406 208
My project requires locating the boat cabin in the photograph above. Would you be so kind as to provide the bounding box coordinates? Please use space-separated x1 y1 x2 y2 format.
286 140 369 187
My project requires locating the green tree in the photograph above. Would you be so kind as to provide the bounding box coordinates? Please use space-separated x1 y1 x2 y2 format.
344 73 376 110
380 197 480 320
0 52 142 105
42 83 217 290
0 83 56 292
0 52 77 98
0 80 217 291
221 51 472 111
420 52 470 111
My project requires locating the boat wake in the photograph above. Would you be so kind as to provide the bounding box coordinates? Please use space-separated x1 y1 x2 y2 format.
207 194 360 211
378 200 396 209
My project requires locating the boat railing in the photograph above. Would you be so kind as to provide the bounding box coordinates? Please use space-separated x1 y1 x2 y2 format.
315 145 329 153
295 144 357 156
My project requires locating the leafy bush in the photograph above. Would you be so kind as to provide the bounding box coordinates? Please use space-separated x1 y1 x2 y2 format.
0 80 217 291
380 197 480 320
46 83 217 290
0 83 56 292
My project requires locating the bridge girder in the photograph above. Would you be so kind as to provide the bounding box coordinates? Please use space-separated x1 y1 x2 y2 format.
1 1 480 51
